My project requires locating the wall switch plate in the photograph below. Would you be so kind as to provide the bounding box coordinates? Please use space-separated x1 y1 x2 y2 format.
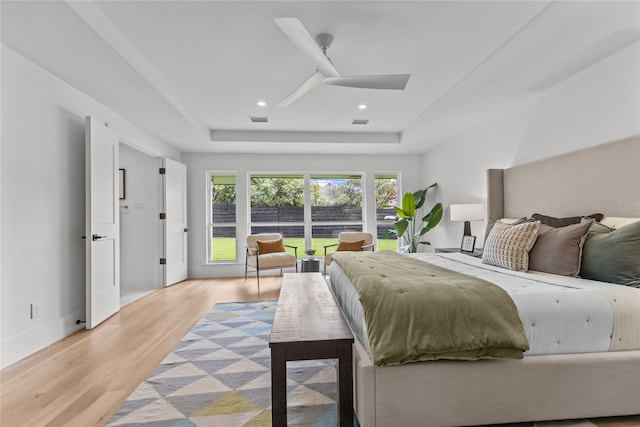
30 303 41 319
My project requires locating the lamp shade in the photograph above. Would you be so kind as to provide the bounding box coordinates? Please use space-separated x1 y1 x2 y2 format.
450 204 484 222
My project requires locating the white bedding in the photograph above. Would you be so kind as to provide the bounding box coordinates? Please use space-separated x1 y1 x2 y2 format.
327 252 640 356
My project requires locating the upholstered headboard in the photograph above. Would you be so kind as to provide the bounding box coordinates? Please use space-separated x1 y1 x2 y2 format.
487 136 640 220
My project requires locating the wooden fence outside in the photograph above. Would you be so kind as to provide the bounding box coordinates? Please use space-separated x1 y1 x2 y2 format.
211 205 395 238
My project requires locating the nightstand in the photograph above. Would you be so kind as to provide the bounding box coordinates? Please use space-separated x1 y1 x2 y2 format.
435 247 483 257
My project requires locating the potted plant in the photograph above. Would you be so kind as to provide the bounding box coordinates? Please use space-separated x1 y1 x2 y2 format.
304 248 317 259
384 183 443 253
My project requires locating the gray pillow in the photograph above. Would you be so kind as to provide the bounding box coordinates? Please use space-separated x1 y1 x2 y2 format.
528 220 593 277
580 221 640 288
532 213 604 228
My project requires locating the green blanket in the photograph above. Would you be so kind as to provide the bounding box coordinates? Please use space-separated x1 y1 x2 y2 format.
331 251 529 366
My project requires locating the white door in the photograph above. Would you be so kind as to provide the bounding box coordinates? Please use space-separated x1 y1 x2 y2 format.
85 116 120 329
164 158 188 286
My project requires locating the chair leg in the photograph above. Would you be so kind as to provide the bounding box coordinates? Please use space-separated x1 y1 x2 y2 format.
256 270 260 292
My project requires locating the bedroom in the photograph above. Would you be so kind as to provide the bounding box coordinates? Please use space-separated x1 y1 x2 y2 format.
1 0 639 425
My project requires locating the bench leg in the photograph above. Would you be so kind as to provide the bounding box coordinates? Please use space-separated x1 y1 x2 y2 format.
337 342 354 427
271 346 287 426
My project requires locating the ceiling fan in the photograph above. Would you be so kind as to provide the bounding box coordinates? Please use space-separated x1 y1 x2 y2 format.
274 17 411 107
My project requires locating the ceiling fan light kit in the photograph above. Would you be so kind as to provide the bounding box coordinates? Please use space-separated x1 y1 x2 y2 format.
275 17 411 108
314 33 334 52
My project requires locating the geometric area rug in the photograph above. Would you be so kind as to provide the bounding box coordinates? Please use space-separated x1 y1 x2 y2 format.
107 300 349 426
106 300 638 427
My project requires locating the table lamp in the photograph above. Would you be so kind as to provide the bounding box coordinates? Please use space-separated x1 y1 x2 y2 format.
450 203 484 236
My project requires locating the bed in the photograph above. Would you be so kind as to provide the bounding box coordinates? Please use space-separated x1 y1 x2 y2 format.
326 136 640 427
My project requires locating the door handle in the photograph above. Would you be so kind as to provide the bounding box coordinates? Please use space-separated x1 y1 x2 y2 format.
184 228 189 232
92 234 107 241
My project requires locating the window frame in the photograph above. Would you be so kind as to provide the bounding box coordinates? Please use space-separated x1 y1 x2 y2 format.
247 171 306 225
247 171 367 255
309 172 366 253
204 170 402 264
206 171 238 264
374 172 402 252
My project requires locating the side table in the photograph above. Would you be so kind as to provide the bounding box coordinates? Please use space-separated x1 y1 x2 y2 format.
300 258 321 272
435 247 483 257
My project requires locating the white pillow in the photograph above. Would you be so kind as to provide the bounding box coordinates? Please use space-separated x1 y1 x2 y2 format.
600 217 640 229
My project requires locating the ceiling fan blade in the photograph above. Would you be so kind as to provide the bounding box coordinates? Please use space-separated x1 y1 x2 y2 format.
275 17 339 78
275 70 325 108
324 74 411 90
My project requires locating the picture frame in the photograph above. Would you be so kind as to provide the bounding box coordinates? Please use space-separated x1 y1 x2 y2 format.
460 235 476 253
119 169 126 200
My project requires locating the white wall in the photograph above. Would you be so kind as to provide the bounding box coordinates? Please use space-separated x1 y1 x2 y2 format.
421 43 640 249
119 144 163 296
182 153 423 278
0 47 179 368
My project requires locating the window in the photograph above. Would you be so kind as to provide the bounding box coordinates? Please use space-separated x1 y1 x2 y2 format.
310 174 363 254
249 175 305 253
206 171 399 262
375 174 399 252
208 173 236 262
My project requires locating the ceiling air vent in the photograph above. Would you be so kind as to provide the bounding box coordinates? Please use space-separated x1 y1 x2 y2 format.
250 116 269 123
352 119 369 125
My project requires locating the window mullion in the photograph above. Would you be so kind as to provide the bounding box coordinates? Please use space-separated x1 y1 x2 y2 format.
303 173 311 251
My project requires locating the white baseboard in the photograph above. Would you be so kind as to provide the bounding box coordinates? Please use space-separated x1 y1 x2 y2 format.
1 308 85 369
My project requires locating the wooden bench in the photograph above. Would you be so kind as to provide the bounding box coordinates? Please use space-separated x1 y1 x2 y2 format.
269 272 354 427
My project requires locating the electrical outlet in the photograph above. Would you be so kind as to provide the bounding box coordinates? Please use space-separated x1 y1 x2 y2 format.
30 303 41 319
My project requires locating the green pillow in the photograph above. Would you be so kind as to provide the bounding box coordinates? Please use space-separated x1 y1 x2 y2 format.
580 221 640 287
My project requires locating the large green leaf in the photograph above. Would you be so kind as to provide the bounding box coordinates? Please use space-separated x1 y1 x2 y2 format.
384 228 398 238
401 192 416 218
414 183 437 209
413 189 426 209
419 202 443 235
394 218 410 238
394 206 408 219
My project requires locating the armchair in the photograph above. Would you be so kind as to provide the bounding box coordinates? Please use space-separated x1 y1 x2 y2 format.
323 231 375 274
245 233 298 290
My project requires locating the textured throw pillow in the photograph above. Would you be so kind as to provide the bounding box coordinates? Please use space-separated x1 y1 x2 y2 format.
336 240 365 252
482 220 541 271
528 220 593 277
483 217 530 243
531 213 603 228
257 238 285 255
580 221 640 288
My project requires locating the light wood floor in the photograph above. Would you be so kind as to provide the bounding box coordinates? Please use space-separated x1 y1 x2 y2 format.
0 276 282 427
1 276 638 427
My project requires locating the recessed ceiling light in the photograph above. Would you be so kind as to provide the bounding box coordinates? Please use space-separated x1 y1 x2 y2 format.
358 104 368 110
257 100 267 107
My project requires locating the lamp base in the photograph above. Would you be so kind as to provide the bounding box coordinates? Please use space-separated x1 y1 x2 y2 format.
463 221 471 236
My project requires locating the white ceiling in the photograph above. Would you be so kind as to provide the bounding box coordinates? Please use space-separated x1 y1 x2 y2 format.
2 1 639 154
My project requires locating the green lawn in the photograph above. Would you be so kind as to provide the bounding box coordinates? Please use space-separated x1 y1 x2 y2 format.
210 237 398 261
